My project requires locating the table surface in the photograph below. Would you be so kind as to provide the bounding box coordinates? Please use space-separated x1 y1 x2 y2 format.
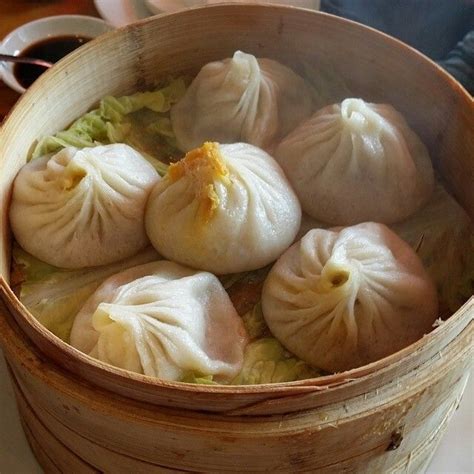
0 1 473 473
0 0 99 121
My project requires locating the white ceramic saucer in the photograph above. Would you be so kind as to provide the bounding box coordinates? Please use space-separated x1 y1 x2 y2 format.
0 15 112 94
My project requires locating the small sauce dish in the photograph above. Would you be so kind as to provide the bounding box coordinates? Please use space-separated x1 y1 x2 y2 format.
0 15 113 94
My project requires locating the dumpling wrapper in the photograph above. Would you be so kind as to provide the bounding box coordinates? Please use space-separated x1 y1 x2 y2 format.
145 142 302 274
10 144 160 269
171 50 313 151
275 98 435 225
295 183 474 314
70 260 248 382
261 223 438 373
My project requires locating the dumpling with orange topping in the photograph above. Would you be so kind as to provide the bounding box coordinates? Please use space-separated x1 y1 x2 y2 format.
145 142 301 274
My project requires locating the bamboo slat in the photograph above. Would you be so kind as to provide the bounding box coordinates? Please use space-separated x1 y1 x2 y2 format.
0 5 472 472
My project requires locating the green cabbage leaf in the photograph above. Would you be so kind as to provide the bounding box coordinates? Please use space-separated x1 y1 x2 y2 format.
31 77 187 174
234 303 321 384
180 303 321 385
231 338 321 385
100 78 186 121
180 373 218 385
13 245 160 342
241 302 270 340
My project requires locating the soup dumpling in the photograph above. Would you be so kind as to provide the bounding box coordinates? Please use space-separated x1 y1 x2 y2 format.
261 223 438 373
145 142 301 274
10 144 159 268
171 50 313 151
70 260 248 382
275 98 435 225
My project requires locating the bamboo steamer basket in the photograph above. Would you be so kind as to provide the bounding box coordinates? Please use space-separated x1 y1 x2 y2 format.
0 4 472 472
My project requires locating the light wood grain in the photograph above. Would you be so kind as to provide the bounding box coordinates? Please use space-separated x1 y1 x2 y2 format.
0 4 473 472
3 296 472 471
1 278 473 414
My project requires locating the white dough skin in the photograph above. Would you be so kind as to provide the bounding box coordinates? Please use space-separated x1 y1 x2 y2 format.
70 261 248 382
261 223 438 373
9 144 160 269
275 98 435 225
171 50 313 151
145 142 302 274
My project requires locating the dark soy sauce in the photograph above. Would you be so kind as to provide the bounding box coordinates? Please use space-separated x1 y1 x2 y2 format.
14 35 91 89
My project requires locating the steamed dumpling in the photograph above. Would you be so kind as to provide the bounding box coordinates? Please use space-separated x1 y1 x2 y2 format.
171 50 313 151
275 98 435 225
145 142 302 274
70 260 248 382
9 144 159 268
261 223 438 372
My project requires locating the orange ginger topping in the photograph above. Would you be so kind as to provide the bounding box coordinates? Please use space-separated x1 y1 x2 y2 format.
168 142 230 222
